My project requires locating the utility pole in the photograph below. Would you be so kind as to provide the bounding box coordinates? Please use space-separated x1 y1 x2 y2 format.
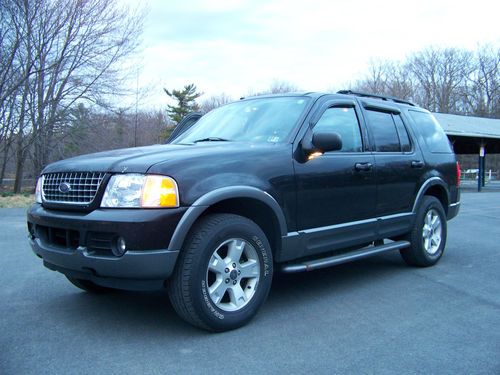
134 69 139 147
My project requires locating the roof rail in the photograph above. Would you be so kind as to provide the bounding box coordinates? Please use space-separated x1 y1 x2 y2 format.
337 90 416 107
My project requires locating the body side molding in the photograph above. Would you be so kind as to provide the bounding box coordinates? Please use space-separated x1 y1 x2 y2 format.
278 212 414 263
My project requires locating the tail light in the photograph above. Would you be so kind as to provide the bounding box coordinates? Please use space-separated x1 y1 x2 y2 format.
456 161 461 186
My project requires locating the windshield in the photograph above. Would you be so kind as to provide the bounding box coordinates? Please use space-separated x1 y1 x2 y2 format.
172 96 310 144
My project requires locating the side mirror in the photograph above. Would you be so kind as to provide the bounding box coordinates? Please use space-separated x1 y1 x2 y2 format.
312 132 342 152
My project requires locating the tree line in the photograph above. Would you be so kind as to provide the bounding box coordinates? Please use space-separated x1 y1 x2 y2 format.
0 0 498 194
351 45 499 118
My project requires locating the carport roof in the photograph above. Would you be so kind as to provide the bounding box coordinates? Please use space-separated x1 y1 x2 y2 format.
433 113 500 140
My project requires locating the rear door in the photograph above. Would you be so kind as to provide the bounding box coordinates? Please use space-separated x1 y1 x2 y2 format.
360 101 423 235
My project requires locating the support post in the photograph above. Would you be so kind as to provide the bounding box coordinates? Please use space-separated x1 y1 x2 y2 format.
478 144 485 192
482 157 486 187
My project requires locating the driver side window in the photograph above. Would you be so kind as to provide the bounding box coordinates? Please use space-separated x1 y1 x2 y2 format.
313 107 363 152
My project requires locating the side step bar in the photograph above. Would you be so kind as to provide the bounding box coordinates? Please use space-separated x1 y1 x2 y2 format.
280 240 410 273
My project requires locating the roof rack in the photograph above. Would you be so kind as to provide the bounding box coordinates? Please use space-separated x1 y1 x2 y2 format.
337 90 416 107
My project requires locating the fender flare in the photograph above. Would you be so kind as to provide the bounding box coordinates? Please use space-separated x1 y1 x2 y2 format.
168 186 288 251
412 177 449 213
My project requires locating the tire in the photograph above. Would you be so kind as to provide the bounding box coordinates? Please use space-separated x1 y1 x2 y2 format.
400 196 447 267
167 214 273 332
65 276 113 294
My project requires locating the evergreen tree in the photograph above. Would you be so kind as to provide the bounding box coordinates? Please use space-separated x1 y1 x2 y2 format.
164 84 202 124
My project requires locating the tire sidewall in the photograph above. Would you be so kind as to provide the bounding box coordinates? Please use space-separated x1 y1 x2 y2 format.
415 197 447 264
188 217 273 331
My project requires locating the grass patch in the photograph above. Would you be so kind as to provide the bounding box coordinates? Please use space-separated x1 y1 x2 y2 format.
0 193 35 208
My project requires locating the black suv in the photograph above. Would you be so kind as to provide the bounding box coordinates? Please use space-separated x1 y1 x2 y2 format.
27 91 460 331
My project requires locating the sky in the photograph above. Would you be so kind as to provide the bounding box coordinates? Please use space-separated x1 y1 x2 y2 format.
122 0 500 110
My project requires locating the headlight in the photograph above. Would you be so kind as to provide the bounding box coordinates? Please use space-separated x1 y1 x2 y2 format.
101 174 179 208
35 176 43 204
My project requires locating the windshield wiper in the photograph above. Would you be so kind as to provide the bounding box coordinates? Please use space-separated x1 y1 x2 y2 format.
192 137 231 143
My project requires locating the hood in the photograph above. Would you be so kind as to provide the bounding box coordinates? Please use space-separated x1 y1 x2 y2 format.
42 142 286 175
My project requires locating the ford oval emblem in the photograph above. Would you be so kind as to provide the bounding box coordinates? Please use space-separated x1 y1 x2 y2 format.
58 182 71 193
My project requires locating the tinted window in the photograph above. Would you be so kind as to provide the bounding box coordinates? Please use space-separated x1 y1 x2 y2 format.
408 110 452 153
313 107 362 152
393 115 411 152
365 110 400 152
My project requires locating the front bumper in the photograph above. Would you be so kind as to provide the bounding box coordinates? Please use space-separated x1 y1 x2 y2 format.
27 204 188 290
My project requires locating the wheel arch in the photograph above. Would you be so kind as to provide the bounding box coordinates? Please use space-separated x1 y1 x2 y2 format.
412 177 450 215
168 186 287 256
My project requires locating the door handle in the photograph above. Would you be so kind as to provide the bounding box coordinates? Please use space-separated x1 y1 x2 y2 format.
411 160 425 168
354 162 373 171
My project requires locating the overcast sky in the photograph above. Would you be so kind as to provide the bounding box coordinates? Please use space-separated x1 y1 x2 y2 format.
124 0 500 109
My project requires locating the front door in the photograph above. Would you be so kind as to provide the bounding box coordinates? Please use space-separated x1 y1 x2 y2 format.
294 102 377 257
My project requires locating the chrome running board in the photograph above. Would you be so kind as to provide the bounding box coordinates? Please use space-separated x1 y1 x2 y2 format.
280 240 410 273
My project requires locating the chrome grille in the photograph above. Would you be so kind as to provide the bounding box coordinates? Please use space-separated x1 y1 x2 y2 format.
42 172 106 205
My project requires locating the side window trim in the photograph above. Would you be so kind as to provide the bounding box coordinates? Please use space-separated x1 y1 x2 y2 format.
309 99 357 126
392 113 413 153
399 111 420 152
360 100 400 114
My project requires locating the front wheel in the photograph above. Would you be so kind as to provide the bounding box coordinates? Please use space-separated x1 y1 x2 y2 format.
167 214 273 332
400 196 447 267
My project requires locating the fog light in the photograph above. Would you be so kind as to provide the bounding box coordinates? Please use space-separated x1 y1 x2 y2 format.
113 237 127 257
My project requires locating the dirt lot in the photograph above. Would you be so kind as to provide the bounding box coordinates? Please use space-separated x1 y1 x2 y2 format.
0 194 34 208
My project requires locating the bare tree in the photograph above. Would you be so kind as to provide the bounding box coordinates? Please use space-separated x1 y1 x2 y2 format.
462 45 499 118
0 0 144 192
407 47 473 113
0 0 37 186
0 0 31 111
267 80 300 94
30 0 143 179
0 93 18 184
353 60 417 102
353 59 389 94
200 93 233 113
251 80 300 96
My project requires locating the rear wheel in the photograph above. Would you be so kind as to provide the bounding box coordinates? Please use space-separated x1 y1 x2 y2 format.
65 276 113 294
400 196 447 267
167 214 273 332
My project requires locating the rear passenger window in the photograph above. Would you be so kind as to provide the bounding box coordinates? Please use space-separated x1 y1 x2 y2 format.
365 110 400 152
393 115 411 152
313 107 363 152
408 110 452 153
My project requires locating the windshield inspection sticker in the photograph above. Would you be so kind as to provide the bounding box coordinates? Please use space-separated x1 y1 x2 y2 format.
267 135 280 143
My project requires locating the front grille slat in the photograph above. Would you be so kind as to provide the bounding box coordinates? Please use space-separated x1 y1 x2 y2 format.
42 172 106 205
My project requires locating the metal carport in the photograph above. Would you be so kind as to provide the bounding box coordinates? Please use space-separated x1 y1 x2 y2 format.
433 113 500 191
